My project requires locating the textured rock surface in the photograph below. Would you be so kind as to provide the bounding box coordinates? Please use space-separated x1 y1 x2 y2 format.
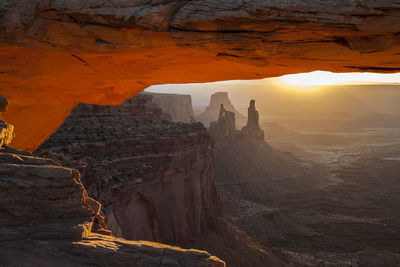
197 92 246 129
0 96 14 148
0 146 224 267
37 93 221 245
241 100 264 140
2 1 400 151
209 104 237 141
142 92 195 123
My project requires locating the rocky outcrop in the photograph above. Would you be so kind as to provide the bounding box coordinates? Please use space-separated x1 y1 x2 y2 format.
37 93 221 245
209 104 237 141
197 92 246 129
2 1 400 151
0 95 224 266
142 92 195 123
0 146 224 267
0 96 14 148
241 100 264 140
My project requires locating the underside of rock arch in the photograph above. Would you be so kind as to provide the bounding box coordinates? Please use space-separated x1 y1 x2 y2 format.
1 0 400 150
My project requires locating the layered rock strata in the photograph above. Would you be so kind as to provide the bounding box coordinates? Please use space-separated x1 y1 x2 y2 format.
142 92 195 123
0 146 224 267
2 1 400 151
37 93 221 245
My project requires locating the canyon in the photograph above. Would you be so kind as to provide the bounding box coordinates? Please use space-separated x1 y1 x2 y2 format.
1 1 400 151
37 93 221 244
0 97 225 267
204 91 400 266
36 92 286 266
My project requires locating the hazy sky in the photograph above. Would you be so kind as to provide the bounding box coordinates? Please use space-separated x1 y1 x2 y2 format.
146 71 400 107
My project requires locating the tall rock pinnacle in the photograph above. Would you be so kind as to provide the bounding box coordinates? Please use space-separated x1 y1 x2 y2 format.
241 100 264 140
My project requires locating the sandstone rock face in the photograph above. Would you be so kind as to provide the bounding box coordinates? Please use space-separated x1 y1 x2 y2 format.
0 146 224 266
0 121 14 148
1 93 224 265
0 96 8 112
209 104 237 141
37 93 221 245
241 100 264 140
197 92 246 129
142 92 195 123
0 96 14 148
2 1 400 151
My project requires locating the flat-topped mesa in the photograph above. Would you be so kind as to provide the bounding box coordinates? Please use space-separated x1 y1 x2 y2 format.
141 92 195 123
0 96 14 148
197 92 246 129
209 104 237 140
37 93 221 245
241 100 264 140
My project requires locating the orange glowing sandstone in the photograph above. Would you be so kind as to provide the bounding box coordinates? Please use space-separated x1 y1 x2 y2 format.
1 12 400 150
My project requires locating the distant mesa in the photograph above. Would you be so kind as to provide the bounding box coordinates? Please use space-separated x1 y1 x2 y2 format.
141 91 195 123
196 92 246 129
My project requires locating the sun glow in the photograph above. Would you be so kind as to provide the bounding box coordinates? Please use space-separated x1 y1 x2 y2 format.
277 71 400 90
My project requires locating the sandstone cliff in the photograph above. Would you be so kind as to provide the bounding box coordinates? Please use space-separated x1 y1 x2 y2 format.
0 93 224 266
0 145 224 267
37 93 221 245
197 92 246 129
141 92 195 123
2 1 400 151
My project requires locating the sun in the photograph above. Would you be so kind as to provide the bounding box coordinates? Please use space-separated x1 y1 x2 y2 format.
276 70 400 90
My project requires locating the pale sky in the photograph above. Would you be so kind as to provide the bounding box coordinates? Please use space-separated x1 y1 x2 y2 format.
146 71 400 106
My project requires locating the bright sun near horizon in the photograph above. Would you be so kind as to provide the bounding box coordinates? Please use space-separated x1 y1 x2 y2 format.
276 71 400 90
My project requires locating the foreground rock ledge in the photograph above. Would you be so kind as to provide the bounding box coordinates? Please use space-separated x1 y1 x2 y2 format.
0 147 225 267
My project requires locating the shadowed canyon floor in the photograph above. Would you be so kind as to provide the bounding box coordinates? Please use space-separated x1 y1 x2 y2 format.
202 92 400 266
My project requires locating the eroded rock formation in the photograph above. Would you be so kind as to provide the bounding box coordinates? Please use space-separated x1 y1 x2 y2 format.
37 93 221 245
0 98 224 266
209 104 237 141
0 96 14 148
241 100 264 140
0 147 224 267
197 92 246 129
2 1 400 151
142 92 195 123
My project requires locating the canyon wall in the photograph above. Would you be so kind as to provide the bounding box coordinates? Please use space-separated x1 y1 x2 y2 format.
1 1 400 151
142 92 195 123
0 146 224 267
37 93 221 245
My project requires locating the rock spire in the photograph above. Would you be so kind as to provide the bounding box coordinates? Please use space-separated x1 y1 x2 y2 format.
241 100 264 140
